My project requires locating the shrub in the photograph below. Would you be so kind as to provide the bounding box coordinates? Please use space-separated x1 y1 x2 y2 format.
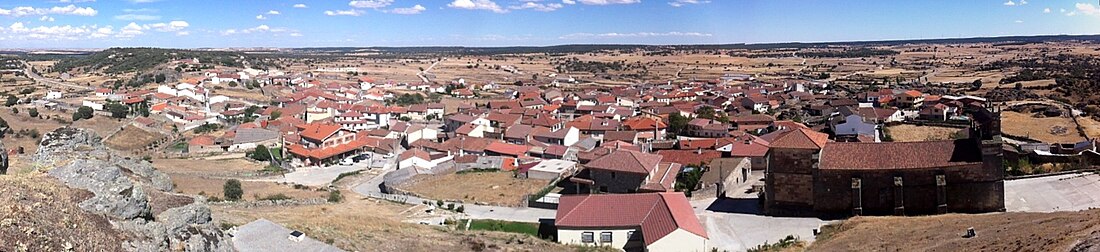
260 193 292 201
27 108 38 118
223 179 243 201
456 205 465 213
327 190 343 203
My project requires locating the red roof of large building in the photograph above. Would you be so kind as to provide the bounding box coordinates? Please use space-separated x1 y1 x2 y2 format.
819 140 982 170
555 192 708 246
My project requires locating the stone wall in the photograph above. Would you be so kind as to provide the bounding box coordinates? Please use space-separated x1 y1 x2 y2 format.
588 169 647 193
765 148 818 211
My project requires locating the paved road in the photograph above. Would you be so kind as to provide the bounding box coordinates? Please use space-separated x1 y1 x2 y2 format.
693 173 830 251
1005 172 1100 212
22 61 94 91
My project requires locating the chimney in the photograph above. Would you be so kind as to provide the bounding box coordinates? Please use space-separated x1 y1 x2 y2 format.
696 148 702 155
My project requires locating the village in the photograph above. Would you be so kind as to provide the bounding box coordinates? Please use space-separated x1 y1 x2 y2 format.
3 41 1100 252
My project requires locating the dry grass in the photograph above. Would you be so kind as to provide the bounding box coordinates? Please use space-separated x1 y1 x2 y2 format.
70 116 126 137
399 171 549 207
150 157 326 201
0 172 127 251
886 125 964 142
212 196 576 252
808 210 1100 252
104 125 165 151
1001 111 1084 143
1077 117 1100 140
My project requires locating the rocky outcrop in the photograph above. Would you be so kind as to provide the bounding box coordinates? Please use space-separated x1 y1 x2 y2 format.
35 127 231 252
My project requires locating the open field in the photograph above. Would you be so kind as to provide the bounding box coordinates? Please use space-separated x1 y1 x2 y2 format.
463 219 540 237
398 171 549 207
104 124 165 151
1000 111 1084 143
70 116 126 137
149 158 327 201
212 195 582 251
808 209 1100 251
886 124 964 142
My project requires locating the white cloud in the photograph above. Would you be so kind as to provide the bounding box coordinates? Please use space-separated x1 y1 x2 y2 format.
1019 0 1028 5
577 0 640 5
1014 20 1023 23
114 14 160 21
40 16 55 22
563 0 576 4
448 0 508 13
1061 8 1067 13
128 0 161 3
267 10 281 15
1076 3 1100 15
0 5 98 17
389 5 427 14
221 25 296 36
117 22 144 38
293 4 308 8
510 2 564 11
1043 8 1051 13
60 0 96 3
176 31 189 36
1003 0 1016 6
668 0 709 7
290 33 303 37
324 9 365 16
1067 11 1078 16
349 0 394 8
560 31 713 39
256 14 267 20
137 20 189 34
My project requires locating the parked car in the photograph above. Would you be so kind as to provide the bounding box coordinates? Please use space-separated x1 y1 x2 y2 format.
339 158 354 166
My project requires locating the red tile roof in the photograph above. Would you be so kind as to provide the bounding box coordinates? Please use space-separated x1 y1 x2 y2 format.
820 140 982 170
298 123 343 142
555 192 708 246
485 142 529 157
585 150 662 174
761 127 829 149
657 150 723 167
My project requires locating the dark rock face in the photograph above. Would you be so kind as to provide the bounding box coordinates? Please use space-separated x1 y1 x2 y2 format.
35 127 232 252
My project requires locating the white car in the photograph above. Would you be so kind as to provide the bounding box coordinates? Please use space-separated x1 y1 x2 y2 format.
339 158 354 166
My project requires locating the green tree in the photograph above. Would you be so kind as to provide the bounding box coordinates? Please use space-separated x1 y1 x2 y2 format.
10 107 17 114
667 113 690 137
106 102 129 119
249 145 272 162
27 108 38 118
270 110 282 120
228 81 238 87
4 95 17 106
73 106 94 121
154 73 166 83
223 179 243 201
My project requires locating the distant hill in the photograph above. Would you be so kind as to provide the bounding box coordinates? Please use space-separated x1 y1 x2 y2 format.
50 47 276 74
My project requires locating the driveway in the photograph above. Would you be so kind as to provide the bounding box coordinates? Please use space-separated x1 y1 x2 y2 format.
1005 172 1100 212
278 164 366 187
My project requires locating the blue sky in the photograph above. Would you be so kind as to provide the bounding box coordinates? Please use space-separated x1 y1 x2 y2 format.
0 0 1098 48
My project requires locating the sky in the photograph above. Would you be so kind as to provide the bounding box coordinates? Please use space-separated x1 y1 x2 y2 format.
0 0 1099 48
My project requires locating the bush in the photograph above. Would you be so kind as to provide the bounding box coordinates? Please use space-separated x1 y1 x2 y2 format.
10 107 17 114
223 179 243 201
27 108 38 118
456 205 465 213
327 190 343 203
72 106 94 121
4 95 16 106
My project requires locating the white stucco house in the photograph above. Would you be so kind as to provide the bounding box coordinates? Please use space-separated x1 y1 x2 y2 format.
554 192 709 252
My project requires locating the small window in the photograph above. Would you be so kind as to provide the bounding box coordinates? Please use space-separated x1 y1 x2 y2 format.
610 172 616 179
600 232 612 243
581 232 594 243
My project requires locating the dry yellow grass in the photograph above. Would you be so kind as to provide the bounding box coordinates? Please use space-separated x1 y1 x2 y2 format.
104 125 164 151
212 196 577 252
886 125 964 142
809 210 1100 252
1001 111 1084 143
399 171 549 207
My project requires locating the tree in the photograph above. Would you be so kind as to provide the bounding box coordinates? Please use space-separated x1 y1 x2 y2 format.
223 179 243 201
695 107 717 120
228 81 238 87
154 73 166 83
4 95 16 107
28 108 38 118
72 106 94 121
667 113 690 137
106 102 129 119
249 145 272 162
270 110 282 120
10 107 16 114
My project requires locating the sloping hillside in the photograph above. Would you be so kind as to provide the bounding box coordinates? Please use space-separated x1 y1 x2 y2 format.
809 210 1100 251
